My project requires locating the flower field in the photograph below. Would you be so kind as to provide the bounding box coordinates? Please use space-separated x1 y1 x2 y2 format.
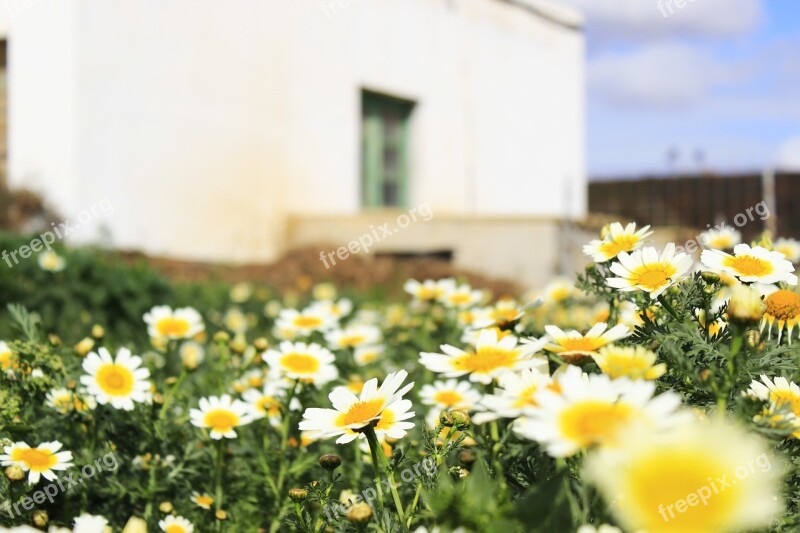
4 224 800 532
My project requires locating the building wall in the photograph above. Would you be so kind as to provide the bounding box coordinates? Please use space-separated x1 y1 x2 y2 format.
3 0 585 273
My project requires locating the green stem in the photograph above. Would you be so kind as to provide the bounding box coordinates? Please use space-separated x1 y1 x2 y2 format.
363 426 386 512
658 294 681 321
405 482 423 528
556 458 581 523
159 369 188 422
364 426 407 531
214 440 225 532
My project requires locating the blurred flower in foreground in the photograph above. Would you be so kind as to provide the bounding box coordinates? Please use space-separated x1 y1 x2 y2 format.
593 344 666 381
420 328 548 384
299 370 414 444
515 365 682 457
583 222 653 262
761 289 800 344
699 227 741 250
701 244 797 285
158 515 194 533
73 514 110 533
474 368 555 423
189 395 255 440
607 243 693 298
38 250 66 272
143 306 205 340
0 441 73 484
584 419 783 533
404 278 456 303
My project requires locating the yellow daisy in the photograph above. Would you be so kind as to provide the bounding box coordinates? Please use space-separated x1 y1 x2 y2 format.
262 341 338 385
80 347 151 411
747 375 800 437
159 515 194 533
38 250 66 272
189 395 255 440
143 305 205 340
760 289 800 344
699 227 741 250
774 237 800 263
191 492 215 510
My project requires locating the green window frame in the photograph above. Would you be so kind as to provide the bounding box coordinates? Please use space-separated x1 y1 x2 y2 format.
361 90 414 208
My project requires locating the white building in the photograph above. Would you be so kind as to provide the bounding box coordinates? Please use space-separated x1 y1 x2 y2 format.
0 0 585 287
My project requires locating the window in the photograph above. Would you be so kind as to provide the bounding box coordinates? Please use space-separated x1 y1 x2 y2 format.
361 90 414 208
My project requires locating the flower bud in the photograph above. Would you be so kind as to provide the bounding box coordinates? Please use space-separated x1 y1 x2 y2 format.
121 516 148 533
5 465 24 481
253 337 269 351
346 502 372 525
701 271 720 284
91 324 105 338
458 449 477 466
74 337 95 356
48 334 62 346
215 510 228 521
319 454 342 471
32 510 49 527
450 409 471 429
230 334 247 354
289 488 308 503
159 501 173 513
438 410 455 428
727 285 766 324
213 331 230 343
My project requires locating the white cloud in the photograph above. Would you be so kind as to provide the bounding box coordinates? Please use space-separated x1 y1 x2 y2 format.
588 43 743 108
560 0 764 45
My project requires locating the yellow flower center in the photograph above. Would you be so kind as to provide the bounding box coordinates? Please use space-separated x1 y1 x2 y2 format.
194 494 214 507
12 447 58 471
336 399 384 427
723 255 773 278
709 236 733 249
599 235 638 257
492 309 519 323
156 317 191 338
417 287 441 300
452 347 518 374
558 337 601 353
256 396 281 416
280 353 320 374
375 408 396 431
203 409 240 432
293 315 323 329
96 364 135 397
434 390 464 407
630 263 678 291
166 525 187 533
339 335 366 347
769 389 800 416
558 400 636 447
624 449 740 532
765 290 800 321
448 293 472 305
0 350 14 371
512 384 540 408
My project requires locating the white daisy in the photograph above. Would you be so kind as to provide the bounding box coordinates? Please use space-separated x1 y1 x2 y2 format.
143 305 205 340
583 222 653 262
299 370 414 444
325 324 382 350
308 298 353 320
701 243 798 285
699 227 741 250
514 365 683 457
0 441 73 484
543 323 631 362
607 243 693 298
179 341 205 370
189 395 255 440
191 491 214 509
404 278 457 303
46 387 96 414
242 383 296 426
262 341 339 386
73 514 109 533
474 368 555 423
37 250 66 272
439 284 484 309
354 344 385 366
420 328 548 384
419 379 482 412
275 307 337 337
80 347 151 411
540 276 577 304
158 515 194 533
774 237 800 263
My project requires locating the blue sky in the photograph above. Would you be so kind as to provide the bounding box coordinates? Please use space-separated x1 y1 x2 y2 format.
560 0 800 179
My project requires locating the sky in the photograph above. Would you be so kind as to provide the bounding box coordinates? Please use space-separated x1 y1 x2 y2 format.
558 0 800 179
